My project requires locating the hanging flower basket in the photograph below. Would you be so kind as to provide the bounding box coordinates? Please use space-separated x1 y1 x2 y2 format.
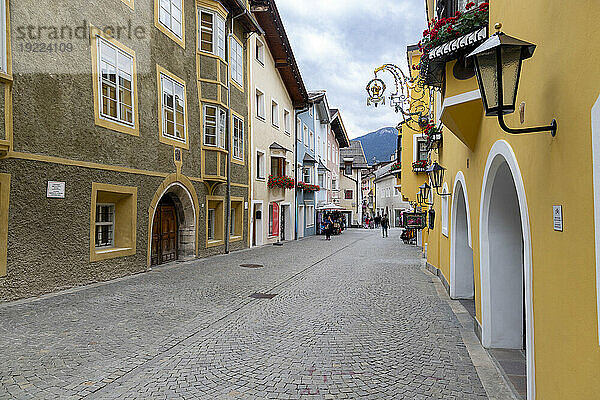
390 162 401 172
417 2 489 74
412 160 428 173
297 181 321 192
268 175 295 190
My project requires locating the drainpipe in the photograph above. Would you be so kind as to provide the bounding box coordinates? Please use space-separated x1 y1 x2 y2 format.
225 11 246 254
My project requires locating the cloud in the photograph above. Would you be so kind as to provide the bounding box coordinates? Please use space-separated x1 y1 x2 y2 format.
277 0 426 138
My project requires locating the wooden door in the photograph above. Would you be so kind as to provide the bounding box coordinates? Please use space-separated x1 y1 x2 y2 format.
151 202 178 266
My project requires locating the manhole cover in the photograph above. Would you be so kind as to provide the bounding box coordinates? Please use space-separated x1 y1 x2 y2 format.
249 292 277 299
240 264 264 268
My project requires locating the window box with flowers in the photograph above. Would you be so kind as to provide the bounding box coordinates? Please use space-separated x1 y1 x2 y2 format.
425 124 443 150
297 182 320 192
390 162 402 178
267 175 295 190
416 2 489 87
412 160 428 173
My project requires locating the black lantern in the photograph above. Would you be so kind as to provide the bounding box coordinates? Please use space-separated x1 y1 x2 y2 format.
467 23 557 136
419 183 433 205
416 192 423 205
426 162 451 197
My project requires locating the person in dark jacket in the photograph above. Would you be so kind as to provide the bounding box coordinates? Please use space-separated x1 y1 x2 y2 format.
375 214 381 228
381 214 389 238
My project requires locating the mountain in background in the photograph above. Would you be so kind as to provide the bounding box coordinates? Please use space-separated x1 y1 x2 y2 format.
354 127 397 165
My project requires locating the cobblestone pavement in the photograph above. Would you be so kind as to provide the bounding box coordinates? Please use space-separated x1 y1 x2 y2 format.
0 229 488 399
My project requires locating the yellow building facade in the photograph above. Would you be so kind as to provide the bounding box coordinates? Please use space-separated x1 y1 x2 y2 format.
411 0 600 398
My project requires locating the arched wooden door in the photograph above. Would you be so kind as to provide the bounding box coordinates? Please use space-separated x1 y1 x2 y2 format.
151 198 178 266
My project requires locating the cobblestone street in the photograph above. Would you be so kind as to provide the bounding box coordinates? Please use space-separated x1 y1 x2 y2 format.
1 229 493 399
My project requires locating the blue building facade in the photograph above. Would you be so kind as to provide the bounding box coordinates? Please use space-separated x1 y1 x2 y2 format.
294 91 330 239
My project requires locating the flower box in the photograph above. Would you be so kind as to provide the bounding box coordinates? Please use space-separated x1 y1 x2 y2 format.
416 2 489 87
412 160 428 173
390 162 401 172
297 182 321 192
425 124 443 150
268 175 295 190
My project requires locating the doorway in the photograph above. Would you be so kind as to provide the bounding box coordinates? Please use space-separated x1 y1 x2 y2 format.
149 182 197 267
480 141 533 398
281 204 291 241
252 202 263 247
450 178 474 300
298 206 304 238
151 197 178 266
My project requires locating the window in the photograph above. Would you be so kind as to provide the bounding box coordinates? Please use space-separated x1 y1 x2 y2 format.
332 178 337 190
303 125 309 146
96 36 135 128
418 138 428 161
296 118 301 141
159 0 183 40
271 100 279 128
255 38 265 65
203 105 226 148
344 162 352 176
199 8 225 59
271 157 286 177
345 190 353 199
284 110 291 134
306 205 314 227
441 184 449 236
309 131 314 151
230 199 243 238
207 197 224 246
90 183 137 262
230 37 243 86
256 151 265 179
232 115 244 161
0 0 7 74
318 174 324 188
95 204 115 248
256 89 265 120
160 71 186 144
394 187 400 197
303 167 312 184
207 208 216 240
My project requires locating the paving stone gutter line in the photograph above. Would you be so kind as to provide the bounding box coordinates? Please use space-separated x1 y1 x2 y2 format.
423 260 519 400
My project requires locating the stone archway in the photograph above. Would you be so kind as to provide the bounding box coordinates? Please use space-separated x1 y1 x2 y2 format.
479 140 535 397
148 175 199 266
450 173 474 299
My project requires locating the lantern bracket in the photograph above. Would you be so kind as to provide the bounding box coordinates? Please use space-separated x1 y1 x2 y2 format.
497 112 557 137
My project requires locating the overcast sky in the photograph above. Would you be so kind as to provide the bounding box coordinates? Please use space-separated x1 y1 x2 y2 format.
277 0 427 139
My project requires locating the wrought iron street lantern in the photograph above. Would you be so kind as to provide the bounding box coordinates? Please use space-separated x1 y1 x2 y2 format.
426 162 451 196
419 183 433 206
467 23 557 136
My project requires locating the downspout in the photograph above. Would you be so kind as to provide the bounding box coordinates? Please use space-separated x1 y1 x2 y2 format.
247 31 256 248
225 11 246 254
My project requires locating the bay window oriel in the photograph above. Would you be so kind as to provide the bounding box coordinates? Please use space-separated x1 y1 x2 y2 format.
199 7 226 59
204 105 226 148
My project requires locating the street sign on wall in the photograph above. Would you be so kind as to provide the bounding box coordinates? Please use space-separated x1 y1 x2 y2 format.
46 181 65 198
553 205 563 232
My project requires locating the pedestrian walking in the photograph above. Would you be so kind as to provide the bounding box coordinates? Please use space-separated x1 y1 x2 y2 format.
381 214 389 238
325 215 333 241
375 215 381 228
